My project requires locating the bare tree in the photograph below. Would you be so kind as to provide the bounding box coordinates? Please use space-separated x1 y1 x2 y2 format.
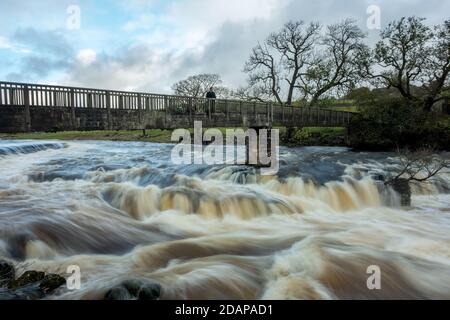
304 19 367 106
358 17 450 111
231 85 267 102
172 74 229 98
383 148 450 206
244 21 320 105
386 148 450 185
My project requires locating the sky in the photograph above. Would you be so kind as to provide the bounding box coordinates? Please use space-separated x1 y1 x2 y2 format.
0 0 448 94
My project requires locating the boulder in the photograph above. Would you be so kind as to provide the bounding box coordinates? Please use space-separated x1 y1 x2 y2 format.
390 178 411 206
137 282 161 300
0 263 66 300
104 286 134 300
8 270 45 289
39 274 66 294
104 279 162 300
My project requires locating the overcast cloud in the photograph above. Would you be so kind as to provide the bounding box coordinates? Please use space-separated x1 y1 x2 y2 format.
0 0 448 93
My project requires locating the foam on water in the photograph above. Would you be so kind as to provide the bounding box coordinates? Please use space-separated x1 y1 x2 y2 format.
0 140 449 299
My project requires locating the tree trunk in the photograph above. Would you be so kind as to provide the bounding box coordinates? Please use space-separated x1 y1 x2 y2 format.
422 96 436 113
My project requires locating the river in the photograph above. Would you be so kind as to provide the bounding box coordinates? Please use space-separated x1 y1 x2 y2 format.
0 140 449 299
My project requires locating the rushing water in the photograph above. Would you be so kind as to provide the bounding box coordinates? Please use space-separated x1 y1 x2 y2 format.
0 140 449 299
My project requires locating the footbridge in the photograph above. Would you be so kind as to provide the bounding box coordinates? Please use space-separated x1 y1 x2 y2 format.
0 81 356 133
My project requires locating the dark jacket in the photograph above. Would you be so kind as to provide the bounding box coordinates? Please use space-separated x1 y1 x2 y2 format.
206 91 216 99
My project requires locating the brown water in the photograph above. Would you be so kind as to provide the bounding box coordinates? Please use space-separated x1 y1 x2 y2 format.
0 140 449 299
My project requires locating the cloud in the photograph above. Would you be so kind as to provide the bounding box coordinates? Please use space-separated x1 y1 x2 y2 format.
5 28 73 81
0 36 13 49
2 0 449 93
76 49 97 66
61 44 190 92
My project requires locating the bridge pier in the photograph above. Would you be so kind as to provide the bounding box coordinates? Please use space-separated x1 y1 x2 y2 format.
245 126 273 168
23 86 31 132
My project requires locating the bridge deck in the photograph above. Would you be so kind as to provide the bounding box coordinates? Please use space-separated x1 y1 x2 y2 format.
0 81 355 133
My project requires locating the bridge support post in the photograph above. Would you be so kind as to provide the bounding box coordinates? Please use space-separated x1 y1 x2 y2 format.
106 91 112 130
23 85 31 132
245 126 273 168
69 88 77 130
137 93 142 128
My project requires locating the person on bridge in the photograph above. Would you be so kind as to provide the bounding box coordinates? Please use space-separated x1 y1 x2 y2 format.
206 87 216 115
206 87 216 99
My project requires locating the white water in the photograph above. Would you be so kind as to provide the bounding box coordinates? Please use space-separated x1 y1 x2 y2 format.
0 140 449 299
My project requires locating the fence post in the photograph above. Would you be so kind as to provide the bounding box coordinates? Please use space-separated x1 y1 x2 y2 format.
225 100 229 122
208 99 212 122
270 102 273 124
24 85 31 132
138 93 142 128
189 97 193 124
165 96 168 126
291 105 294 125
119 95 123 109
106 91 111 130
87 92 92 108
69 88 76 130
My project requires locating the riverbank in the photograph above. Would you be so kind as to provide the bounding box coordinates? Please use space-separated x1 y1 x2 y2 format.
0 127 348 147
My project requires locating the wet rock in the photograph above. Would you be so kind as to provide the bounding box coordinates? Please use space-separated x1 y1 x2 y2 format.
104 279 162 300
121 279 143 296
104 285 134 300
8 271 45 289
39 274 66 294
0 263 66 300
0 260 15 286
390 178 411 206
137 282 161 300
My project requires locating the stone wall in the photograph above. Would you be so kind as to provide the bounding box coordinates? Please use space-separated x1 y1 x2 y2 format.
0 106 169 133
1 104 352 133
0 107 253 133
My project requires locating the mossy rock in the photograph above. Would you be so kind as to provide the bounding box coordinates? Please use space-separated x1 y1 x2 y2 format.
39 274 66 294
8 271 45 289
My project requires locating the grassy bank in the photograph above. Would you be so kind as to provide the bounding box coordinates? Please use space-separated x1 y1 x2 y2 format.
0 130 176 143
0 127 348 147
280 127 347 147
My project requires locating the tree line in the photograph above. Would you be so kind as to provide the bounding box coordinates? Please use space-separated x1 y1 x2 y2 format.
172 16 449 113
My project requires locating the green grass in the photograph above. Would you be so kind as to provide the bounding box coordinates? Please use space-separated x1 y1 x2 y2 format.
0 130 176 143
300 127 346 134
330 106 359 112
0 128 254 144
